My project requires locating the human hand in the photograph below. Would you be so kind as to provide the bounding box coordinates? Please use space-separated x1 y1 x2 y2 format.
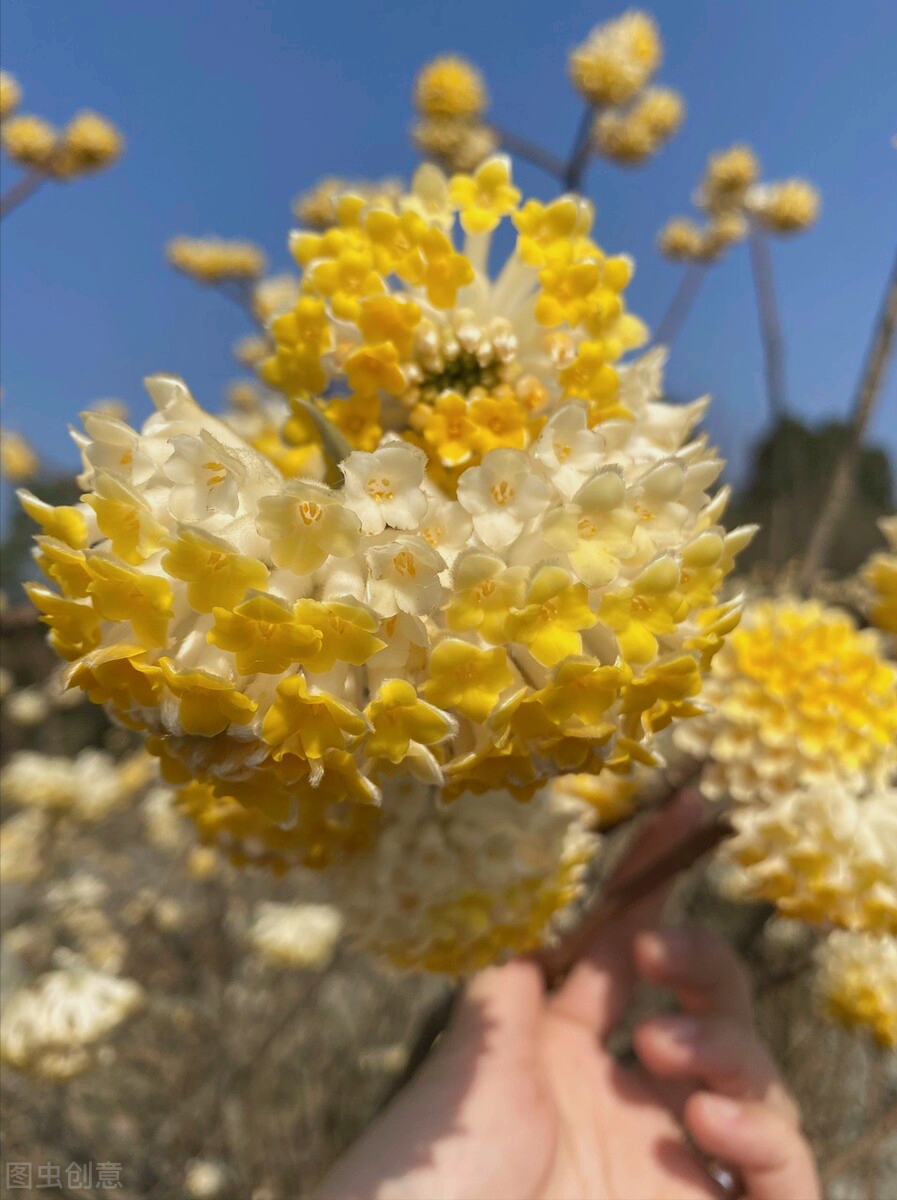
316 794 820 1200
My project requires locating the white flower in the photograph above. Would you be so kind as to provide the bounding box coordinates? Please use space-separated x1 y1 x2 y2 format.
534 404 606 499
256 480 361 574
249 902 344 967
542 469 636 586
366 535 446 615
456 448 551 550
341 444 428 534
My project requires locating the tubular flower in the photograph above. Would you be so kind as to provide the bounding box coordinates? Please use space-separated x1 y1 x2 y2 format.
167 237 266 283
323 777 597 973
569 11 662 107
745 179 820 235
51 110 123 177
719 780 897 934
23 162 753 972
676 599 897 803
814 930 897 1047
0 70 21 120
862 515 897 637
414 55 488 120
1 113 57 167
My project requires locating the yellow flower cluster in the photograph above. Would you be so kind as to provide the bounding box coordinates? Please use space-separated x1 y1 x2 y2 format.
167 237 267 283
659 145 819 264
862 515 897 637
1 112 57 167
0 103 123 177
251 273 301 322
293 176 403 231
570 10 661 106
0 69 23 120
412 55 495 172
0 428 39 481
745 178 821 235
814 930 897 1047
677 599 897 804
566 12 683 167
22 161 752 971
49 110 124 178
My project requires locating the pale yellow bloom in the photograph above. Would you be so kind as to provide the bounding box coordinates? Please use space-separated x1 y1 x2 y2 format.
697 144 760 212
0 428 38 480
862 515 897 637
1 112 57 167
746 178 821 234
592 110 658 165
569 10 662 106
414 55 488 120
167 237 266 283
413 117 497 172
0 69 21 120
52 110 123 178
293 176 403 230
657 217 703 261
815 930 897 1046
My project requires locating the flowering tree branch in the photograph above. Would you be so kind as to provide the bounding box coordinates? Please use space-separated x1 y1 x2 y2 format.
654 263 707 347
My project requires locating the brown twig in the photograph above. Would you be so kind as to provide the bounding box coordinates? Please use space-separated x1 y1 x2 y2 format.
492 125 567 183
654 263 707 347
0 604 41 634
0 170 47 220
537 815 734 985
799 244 897 589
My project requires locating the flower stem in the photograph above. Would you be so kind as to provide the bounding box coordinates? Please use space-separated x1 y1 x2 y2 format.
799 245 897 588
653 263 707 347
563 104 595 192
492 125 567 183
0 170 47 220
748 226 788 420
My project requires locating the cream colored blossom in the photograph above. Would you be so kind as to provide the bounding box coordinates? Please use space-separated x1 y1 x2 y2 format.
746 179 820 234
814 930 897 1046
0 959 143 1080
52 110 123 178
657 217 704 262
569 10 662 106
251 273 301 322
862 515 897 637
696 144 760 212
720 781 897 934
413 117 497 172
293 177 403 230
0 810 50 885
167 237 266 283
249 902 343 967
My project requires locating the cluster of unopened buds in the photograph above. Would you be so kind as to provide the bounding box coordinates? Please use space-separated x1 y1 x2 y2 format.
411 55 497 173
166 236 267 284
568 11 684 166
22 155 756 972
0 70 123 181
658 143 820 264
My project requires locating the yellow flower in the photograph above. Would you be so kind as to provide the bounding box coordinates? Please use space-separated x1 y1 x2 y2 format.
365 679 455 763
632 86 685 140
569 10 662 106
815 931 897 1047
677 599 897 803
0 429 38 480
158 659 258 737
0 70 22 120
592 110 658 166
413 117 498 172
86 558 173 647
506 566 598 666
208 595 325 675
414 56 488 120
423 638 514 722
162 530 268 612
450 156 521 234
1 113 57 167
261 674 368 766
599 557 682 664
697 144 760 212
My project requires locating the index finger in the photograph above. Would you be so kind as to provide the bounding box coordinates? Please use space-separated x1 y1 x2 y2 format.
634 927 755 1024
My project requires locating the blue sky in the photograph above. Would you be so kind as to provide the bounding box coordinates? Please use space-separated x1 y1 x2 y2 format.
2 0 895 500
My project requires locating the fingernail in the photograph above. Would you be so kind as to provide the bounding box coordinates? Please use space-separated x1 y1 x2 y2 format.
701 1094 742 1123
655 1015 701 1043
